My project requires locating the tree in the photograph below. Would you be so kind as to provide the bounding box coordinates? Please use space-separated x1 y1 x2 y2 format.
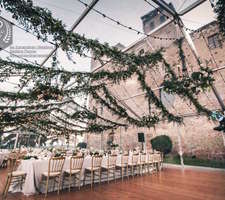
77 142 87 149
150 135 172 155
215 0 225 35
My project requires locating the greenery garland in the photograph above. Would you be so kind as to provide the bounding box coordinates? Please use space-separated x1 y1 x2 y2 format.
162 39 214 116
0 0 217 136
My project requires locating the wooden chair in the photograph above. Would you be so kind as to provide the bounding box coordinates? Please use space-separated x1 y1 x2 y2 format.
139 153 147 175
153 153 162 171
2 153 26 199
128 154 139 177
63 156 84 191
146 153 154 173
116 154 129 181
83 155 102 188
101 155 117 183
40 156 65 197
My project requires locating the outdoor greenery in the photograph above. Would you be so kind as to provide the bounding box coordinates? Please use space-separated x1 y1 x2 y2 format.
215 0 225 36
164 154 225 169
150 135 172 155
77 142 87 149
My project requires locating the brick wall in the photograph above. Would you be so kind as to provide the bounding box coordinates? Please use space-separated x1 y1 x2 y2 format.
87 21 225 161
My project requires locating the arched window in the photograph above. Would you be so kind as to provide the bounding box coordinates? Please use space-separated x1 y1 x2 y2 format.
160 86 175 109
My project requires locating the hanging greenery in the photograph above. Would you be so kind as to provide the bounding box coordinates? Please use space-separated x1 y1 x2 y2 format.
0 0 216 136
162 39 214 116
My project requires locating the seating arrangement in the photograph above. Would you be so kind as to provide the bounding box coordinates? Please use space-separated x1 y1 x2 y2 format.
116 154 129 181
128 154 139 177
153 153 162 171
63 156 84 191
101 154 117 183
83 155 103 188
40 156 65 197
139 153 147 175
2 153 27 199
1 151 163 198
146 153 154 173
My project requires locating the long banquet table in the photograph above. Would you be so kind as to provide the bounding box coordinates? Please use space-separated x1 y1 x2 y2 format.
12 153 152 196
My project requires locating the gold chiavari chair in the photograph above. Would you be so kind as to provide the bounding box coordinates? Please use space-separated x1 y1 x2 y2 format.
101 154 117 183
83 155 102 188
160 153 163 169
147 153 154 173
40 156 65 197
139 153 147 175
153 153 162 171
63 156 84 191
116 154 129 181
128 154 139 177
2 153 26 199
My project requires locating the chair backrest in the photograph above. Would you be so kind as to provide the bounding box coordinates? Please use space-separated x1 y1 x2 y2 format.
48 157 65 174
140 153 146 163
7 157 17 175
148 153 154 163
70 156 84 172
153 153 161 162
121 154 129 165
132 154 139 165
92 155 102 169
7 152 20 173
107 155 117 167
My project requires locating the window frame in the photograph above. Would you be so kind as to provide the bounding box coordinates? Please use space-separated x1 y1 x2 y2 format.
207 33 221 49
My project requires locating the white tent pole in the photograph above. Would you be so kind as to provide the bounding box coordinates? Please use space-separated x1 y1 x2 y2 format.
177 125 184 168
74 134 77 148
100 132 103 150
38 135 41 147
222 133 225 147
14 132 19 149
119 127 122 150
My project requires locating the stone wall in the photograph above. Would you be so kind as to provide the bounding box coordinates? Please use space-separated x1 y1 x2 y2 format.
87 21 225 161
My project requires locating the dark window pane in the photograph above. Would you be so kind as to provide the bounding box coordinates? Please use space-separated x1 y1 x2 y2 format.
150 21 155 30
207 34 221 49
160 15 165 23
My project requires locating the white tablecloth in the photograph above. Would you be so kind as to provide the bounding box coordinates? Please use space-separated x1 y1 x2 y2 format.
13 153 151 196
14 155 102 195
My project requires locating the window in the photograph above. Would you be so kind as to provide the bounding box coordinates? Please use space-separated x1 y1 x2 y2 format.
160 15 166 24
139 49 145 55
208 34 221 49
150 21 155 30
160 87 175 109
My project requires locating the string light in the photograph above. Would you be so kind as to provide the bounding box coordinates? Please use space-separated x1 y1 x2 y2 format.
77 0 176 41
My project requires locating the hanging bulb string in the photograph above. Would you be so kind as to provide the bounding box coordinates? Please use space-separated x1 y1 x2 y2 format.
77 0 177 41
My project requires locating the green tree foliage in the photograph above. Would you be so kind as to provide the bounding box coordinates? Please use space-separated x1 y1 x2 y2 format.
150 135 172 155
215 0 225 35
77 142 87 149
